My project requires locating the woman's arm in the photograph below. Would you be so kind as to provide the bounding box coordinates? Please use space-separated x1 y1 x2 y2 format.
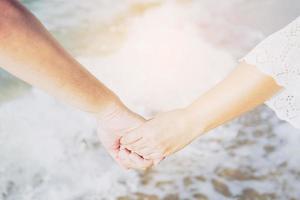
186 61 282 132
121 62 282 161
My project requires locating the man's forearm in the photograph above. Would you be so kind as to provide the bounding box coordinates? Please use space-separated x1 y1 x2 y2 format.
186 62 282 134
0 0 121 114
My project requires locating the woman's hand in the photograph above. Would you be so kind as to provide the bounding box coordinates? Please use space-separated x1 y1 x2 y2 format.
120 63 282 167
97 102 154 170
120 108 205 162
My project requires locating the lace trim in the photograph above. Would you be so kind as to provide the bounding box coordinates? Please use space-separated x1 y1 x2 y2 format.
242 16 300 129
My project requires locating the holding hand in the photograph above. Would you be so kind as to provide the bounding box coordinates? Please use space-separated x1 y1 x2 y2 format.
0 0 284 173
120 108 205 163
97 102 154 170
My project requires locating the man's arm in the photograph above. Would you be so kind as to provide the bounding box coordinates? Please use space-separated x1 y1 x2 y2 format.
0 0 119 114
0 0 153 169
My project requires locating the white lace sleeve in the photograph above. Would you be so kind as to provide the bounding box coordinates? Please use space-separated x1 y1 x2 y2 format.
242 16 300 129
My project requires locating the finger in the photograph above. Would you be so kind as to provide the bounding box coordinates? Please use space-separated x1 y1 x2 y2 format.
119 148 153 170
143 152 165 160
120 131 143 145
128 153 153 170
138 147 163 157
111 147 130 169
115 156 130 170
134 147 154 158
122 139 146 153
118 149 134 169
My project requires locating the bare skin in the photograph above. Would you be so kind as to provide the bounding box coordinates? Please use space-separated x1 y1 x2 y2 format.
0 0 152 169
121 62 282 162
0 0 283 170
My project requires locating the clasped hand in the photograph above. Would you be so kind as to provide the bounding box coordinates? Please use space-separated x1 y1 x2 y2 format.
97 103 203 170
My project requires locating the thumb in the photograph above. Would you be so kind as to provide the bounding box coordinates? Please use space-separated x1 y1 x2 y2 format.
120 129 142 145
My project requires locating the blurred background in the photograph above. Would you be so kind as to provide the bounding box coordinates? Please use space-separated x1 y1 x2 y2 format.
0 0 300 199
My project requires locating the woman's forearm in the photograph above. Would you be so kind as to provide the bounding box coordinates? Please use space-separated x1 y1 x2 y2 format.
0 0 122 115
186 62 282 134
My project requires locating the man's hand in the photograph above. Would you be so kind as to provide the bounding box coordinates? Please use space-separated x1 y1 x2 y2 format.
97 102 153 170
0 0 153 170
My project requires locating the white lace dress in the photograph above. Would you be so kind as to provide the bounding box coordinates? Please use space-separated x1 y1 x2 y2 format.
242 16 300 129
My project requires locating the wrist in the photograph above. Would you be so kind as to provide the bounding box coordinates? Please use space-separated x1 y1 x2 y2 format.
96 97 127 121
183 103 210 136
96 97 145 127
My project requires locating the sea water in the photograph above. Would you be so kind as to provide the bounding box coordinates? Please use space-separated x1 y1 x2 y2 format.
0 0 300 199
